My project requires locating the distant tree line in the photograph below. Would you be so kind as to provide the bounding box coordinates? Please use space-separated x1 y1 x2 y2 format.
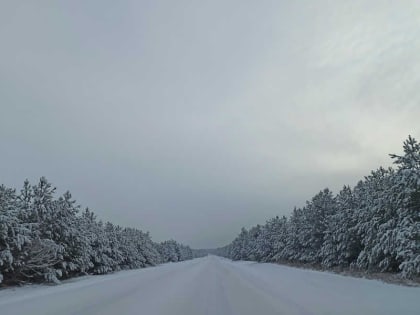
0 178 193 285
215 136 419 279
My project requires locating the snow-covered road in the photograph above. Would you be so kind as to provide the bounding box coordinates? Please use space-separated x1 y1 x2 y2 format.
1 256 419 315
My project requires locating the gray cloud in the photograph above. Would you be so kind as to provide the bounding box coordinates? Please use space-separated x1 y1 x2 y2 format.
1 0 420 248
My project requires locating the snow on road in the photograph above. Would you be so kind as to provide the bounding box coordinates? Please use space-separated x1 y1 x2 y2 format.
0 256 419 315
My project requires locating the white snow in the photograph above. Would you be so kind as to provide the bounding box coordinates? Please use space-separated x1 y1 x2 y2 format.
0 256 419 315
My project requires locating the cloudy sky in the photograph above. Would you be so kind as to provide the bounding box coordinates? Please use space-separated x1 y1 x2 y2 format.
1 1 419 248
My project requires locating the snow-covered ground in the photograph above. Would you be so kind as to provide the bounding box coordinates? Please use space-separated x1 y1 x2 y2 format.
0 256 419 315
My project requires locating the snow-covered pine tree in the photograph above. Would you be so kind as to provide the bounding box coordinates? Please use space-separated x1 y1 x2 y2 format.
389 135 420 278
0 186 30 284
335 185 361 267
281 207 304 262
16 178 64 283
354 167 395 272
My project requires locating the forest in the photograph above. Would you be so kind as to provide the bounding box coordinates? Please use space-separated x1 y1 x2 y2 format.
0 178 193 285
215 136 419 279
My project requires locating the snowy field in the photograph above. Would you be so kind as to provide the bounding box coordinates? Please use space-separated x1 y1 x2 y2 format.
0 256 419 315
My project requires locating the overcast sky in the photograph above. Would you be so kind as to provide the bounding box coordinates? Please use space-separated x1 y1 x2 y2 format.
1 1 419 248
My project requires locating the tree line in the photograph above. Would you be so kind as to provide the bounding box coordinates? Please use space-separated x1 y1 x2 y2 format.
215 136 419 279
0 178 193 285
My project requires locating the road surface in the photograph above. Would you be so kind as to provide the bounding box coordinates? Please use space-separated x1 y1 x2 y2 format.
0 256 419 315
